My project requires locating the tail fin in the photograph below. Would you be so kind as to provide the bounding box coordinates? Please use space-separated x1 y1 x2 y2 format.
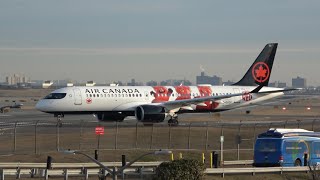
233 43 278 86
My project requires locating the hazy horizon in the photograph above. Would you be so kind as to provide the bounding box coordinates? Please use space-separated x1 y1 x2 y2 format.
1 1 320 86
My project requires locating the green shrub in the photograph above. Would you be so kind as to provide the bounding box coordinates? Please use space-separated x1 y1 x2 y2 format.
153 159 205 180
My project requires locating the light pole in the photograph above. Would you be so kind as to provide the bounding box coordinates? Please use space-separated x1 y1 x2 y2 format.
61 149 172 180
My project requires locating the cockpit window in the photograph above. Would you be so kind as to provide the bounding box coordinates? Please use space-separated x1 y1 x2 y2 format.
44 93 67 99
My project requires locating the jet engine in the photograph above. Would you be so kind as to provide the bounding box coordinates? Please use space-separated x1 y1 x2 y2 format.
96 112 126 122
135 105 166 122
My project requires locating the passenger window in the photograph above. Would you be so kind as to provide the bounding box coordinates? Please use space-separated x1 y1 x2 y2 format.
129 94 131 97
97 94 99 97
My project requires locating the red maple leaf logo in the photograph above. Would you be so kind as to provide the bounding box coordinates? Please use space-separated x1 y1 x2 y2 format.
252 62 270 83
86 98 92 104
255 65 267 79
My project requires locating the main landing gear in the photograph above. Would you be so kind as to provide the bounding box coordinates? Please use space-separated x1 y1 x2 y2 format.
168 116 179 126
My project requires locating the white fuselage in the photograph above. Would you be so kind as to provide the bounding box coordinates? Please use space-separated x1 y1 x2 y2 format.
36 85 283 114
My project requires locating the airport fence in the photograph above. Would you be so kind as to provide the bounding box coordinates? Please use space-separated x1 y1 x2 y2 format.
0 119 320 161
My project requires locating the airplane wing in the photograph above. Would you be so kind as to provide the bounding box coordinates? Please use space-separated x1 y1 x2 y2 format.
159 86 299 110
254 88 301 94
239 94 319 107
162 92 243 108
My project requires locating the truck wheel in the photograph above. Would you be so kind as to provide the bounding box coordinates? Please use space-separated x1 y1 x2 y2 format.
294 159 301 166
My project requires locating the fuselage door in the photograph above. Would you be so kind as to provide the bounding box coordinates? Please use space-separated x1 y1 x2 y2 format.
145 91 149 101
73 88 82 105
233 88 241 103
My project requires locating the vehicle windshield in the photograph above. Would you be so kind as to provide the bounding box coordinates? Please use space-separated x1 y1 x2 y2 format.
255 139 281 152
44 93 67 99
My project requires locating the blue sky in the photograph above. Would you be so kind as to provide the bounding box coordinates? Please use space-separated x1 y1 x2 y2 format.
1 1 320 85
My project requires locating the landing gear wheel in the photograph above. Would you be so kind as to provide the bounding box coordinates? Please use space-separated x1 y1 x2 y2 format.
56 114 63 127
168 117 179 126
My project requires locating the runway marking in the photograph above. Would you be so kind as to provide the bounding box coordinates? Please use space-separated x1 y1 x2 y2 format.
0 115 11 117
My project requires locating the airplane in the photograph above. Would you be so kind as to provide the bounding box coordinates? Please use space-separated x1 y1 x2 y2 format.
0 102 24 113
36 43 296 126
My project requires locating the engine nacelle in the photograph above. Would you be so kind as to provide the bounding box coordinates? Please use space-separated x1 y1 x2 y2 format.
96 112 126 122
135 105 166 122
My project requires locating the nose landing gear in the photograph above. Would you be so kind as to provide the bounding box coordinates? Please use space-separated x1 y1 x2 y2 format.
54 114 64 127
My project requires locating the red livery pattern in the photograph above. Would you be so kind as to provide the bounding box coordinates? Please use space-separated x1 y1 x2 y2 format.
174 86 191 100
151 86 173 103
196 86 218 110
242 91 252 101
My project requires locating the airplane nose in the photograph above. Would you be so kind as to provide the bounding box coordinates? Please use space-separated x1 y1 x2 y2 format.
35 100 44 111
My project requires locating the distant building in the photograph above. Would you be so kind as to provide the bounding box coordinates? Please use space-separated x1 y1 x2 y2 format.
17 82 31 88
127 79 136 86
160 81 169 86
6 74 30 85
109 83 119 86
146 80 158 86
109 81 124 86
269 81 287 88
223 80 235 86
156 79 192 86
67 82 74 87
42 80 53 89
183 80 192 86
86 81 96 87
196 72 222 85
292 76 306 88
29 80 43 88
278 82 287 88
